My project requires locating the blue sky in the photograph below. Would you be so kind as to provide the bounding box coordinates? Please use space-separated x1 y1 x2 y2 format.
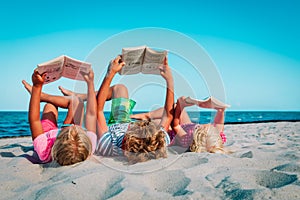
0 0 299 111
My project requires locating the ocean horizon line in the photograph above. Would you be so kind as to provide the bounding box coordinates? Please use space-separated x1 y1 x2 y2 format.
1 111 300 139
0 120 299 139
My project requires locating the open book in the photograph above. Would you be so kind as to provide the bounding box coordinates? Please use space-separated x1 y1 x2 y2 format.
119 45 167 75
36 55 91 84
184 96 230 109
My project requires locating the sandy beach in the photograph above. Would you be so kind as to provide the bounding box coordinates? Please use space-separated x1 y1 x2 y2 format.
0 122 299 200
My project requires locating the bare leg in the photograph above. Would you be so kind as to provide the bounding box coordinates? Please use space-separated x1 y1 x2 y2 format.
57 84 129 126
111 84 128 99
23 80 84 125
177 103 192 125
41 103 58 125
59 86 90 101
131 105 191 124
23 80 74 108
171 96 194 137
59 84 126 101
63 96 84 125
213 108 225 132
131 101 191 125
173 96 193 125
130 107 164 121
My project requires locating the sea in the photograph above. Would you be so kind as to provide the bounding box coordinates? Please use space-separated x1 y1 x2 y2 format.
0 111 300 138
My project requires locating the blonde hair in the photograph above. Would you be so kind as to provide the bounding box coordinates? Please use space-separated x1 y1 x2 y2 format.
52 125 92 166
190 125 225 153
124 120 167 164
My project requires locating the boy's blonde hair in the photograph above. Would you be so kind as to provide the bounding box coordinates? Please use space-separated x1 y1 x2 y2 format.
190 125 225 153
124 120 167 164
52 125 92 166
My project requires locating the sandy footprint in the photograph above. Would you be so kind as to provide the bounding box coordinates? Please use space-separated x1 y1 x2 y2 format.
279 151 300 161
215 176 256 200
141 170 191 196
167 153 209 170
231 150 254 158
271 163 300 174
254 170 297 189
24 169 125 200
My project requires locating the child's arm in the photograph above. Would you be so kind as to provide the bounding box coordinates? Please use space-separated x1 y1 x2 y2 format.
159 57 174 131
29 70 46 140
96 56 125 137
82 69 97 134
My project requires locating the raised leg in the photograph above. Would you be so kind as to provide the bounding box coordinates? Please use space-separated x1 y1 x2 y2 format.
23 80 84 125
59 84 127 101
59 86 90 101
130 107 164 121
41 103 58 126
213 108 225 132
173 96 193 129
110 84 129 99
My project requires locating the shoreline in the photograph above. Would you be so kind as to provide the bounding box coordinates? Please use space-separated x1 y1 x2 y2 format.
1 120 299 139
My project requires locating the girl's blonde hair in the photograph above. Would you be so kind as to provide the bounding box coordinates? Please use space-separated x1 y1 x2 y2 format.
123 120 167 164
190 125 225 153
52 125 92 166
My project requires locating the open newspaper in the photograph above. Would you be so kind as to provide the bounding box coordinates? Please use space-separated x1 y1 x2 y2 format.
119 45 167 75
184 96 230 109
36 55 91 84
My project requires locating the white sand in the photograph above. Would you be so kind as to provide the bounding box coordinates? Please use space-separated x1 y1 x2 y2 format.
0 122 300 200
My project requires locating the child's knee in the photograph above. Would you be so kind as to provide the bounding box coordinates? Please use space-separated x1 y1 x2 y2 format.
112 84 128 98
43 103 58 113
42 103 58 121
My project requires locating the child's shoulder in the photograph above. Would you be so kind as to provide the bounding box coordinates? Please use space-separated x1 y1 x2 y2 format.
33 129 59 142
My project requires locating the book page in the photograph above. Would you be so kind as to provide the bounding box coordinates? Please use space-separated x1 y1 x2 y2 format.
120 46 146 75
62 56 91 81
36 56 64 84
142 47 167 75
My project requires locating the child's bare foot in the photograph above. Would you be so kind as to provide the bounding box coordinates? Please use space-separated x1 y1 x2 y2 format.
22 80 32 94
178 96 193 108
58 86 75 96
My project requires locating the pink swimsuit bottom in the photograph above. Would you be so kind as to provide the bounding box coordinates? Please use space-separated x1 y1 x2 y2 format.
168 123 226 148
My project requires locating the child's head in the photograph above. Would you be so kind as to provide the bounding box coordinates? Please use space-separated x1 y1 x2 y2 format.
190 125 225 153
123 120 167 164
52 125 92 166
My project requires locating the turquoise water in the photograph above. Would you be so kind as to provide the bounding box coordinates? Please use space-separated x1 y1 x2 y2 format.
0 111 300 138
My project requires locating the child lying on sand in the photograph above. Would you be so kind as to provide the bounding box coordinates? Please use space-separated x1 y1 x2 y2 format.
22 69 97 166
131 96 227 153
94 56 174 164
